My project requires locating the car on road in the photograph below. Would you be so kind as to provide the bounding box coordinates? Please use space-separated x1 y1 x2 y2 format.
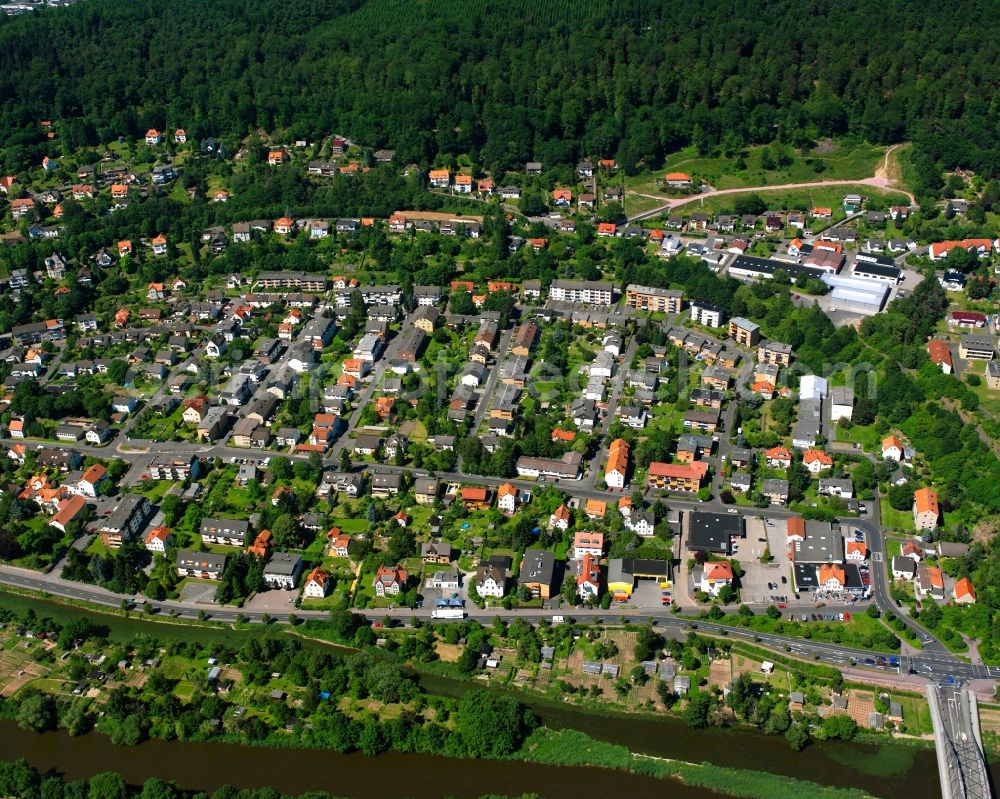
781 576 787 584
863 658 875 666
727 508 738 513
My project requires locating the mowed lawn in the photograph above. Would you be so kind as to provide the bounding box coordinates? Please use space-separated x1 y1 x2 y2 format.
880 498 915 532
626 141 886 194
661 185 907 220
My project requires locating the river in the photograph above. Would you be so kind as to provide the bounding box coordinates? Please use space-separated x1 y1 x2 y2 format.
0 590 969 799
419 674 944 799
0 721 709 799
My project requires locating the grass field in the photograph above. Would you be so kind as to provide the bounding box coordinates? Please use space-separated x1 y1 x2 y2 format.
626 141 886 194
834 422 883 453
967 372 1000 416
880 498 915 532
646 184 907 222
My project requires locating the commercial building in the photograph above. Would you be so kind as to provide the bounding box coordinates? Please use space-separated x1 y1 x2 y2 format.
820 274 889 315
685 511 743 555
958 335 996 361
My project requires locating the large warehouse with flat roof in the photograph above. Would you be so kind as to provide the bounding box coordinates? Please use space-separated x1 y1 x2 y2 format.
821 274 889 315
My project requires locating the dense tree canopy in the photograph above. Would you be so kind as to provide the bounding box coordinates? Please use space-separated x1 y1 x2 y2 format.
0 0 997 192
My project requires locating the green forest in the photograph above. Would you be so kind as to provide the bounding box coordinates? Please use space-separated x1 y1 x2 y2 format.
0 0 998 199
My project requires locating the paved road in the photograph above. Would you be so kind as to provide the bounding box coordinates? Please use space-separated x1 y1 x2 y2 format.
713 356 754 493
469 326 514 432
1 563 995 688
582 335 639 490
327 309 420 460
930 684 993 799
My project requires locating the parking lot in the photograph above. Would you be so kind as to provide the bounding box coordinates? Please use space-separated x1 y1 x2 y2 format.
244 588 299 613
630 578 670 609
179 581 219 605
735 517 798 606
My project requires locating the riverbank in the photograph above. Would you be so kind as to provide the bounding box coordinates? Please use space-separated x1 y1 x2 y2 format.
0 722 702 799
518 729 876 799
0 585 951 798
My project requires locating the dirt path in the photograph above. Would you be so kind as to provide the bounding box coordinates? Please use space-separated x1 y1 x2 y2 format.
628 143 915 222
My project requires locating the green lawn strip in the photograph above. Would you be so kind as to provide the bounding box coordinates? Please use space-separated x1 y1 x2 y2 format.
879 498 914 532
728 611 900 653
517 728 873 799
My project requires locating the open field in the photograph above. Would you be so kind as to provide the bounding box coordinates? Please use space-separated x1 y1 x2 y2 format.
880 498 915 532
627 141 887 194
637 184 909 223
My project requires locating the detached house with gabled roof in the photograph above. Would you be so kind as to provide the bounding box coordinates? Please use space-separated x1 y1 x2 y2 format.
497 482 520 514
881 436 904 462
549 503 571 531
802 449 833 474
374 565 408 596
428 168 450 188
576 553 601 600
954 577 976 605
303 566 331 598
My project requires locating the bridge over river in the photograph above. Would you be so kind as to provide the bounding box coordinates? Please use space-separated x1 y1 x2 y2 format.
929 685 993 799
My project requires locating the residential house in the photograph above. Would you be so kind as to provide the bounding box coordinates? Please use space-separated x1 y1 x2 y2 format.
200 518 250 547
690 301 724 327
573 531 604 560
700 561 734 597
549 504 571 531
913 487 940 530
954 577 976 605
263 553 303 590
646 461 709 493
176 551 227 580
497 483 520 514
728 317 760 347
518 549 556 599
881 436 904 462
891 556 917 580
604 437 630 490
762 479 789 504
915 564 945 601
143 526 172 553
303 567 331 599
416 539 453 567
373 565 408 597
